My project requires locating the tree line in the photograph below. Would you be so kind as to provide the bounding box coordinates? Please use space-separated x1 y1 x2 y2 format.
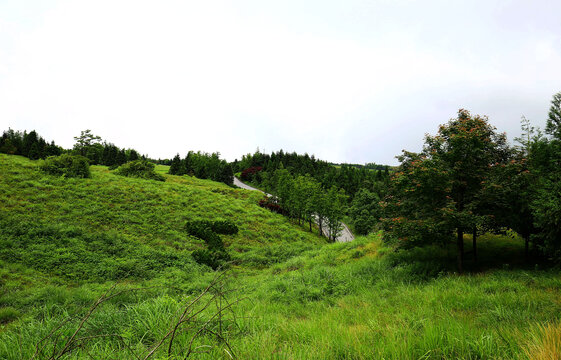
233 149 390 202
72 129 146 168
233 150 390 236
0 129 63 159
381 92 561 271
258 168 348 242
1 128 235 186
168 152 233 186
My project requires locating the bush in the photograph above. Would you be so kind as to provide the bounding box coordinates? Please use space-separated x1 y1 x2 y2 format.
240 166 263 181
209 220 238 235
191 249 230 270
114 160 165 181
258 197 288 216
41 154 91 178
185 219 238 237
185 219 236 269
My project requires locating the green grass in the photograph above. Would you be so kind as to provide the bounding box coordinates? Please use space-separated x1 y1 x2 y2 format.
1 154 560 359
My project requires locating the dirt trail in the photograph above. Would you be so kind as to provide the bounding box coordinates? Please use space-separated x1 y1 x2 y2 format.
234 177 354 243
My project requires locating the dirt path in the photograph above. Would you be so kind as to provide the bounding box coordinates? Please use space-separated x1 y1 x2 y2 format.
234 177 354 243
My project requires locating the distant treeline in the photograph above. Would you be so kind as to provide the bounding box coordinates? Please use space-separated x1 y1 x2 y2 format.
233 150 390 202
72 129 146 168
331 162 390 171
168 152 234 186
0 128 147 169
0 129 63 159
1 129 235 186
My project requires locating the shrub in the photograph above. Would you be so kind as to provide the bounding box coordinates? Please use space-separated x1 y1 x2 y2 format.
258 197 288 216
114 160 165 181
185 219 238 237
209 220 238 235
240 166 263 181
191 249 230 270
185 219 235 269
41 154 91 178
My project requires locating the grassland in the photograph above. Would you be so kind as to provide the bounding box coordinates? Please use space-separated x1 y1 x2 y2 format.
0 154 560 359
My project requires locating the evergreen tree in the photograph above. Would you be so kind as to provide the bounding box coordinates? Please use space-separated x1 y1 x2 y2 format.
28 142 41 160
116 149 127 165
128 149 139 161
168 154 182 175
546 91 561 139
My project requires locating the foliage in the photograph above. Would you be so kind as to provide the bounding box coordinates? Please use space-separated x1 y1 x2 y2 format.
324 186 348 241
168 153 184 175
73 129 102 156
40 153 91 178
240 166 263 181
383 109 510 271
258 197 287 215
114 160 165 181
168 151 233 186
1 129 62 159
70 129 147 168
184 219 237 269
234 149 390 202
184 219 238 236
528 137 561 262
191 249 231 270
349 188 381 235
258 168 348 241
546 91 561 139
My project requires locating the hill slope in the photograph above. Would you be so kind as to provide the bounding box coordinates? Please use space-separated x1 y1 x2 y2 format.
0 154 323 280
1 154 561 359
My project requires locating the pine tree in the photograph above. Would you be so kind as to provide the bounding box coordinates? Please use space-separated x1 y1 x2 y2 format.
169 154 182 175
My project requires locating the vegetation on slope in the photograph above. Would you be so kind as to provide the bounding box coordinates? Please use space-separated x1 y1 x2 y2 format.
1 154 561 359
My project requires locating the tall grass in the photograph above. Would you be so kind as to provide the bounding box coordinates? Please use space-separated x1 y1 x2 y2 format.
522 321 561 360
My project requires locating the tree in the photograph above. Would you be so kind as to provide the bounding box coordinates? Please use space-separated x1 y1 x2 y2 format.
116 149 127 166
528 118 561 263
128 149 139 161
546 91 561 139
220 163 234 186
73 130 101 156
22 130 39 157
169 154 183 175
28 142 41 160
324 186 348 242
383 109 509 272
349 189 381 235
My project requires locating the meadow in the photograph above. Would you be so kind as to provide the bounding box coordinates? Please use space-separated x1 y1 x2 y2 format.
1 153 560 359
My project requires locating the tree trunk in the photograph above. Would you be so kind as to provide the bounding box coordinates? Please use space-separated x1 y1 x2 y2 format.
318 218 323 237
472 226 477 264
457 228 464 273
309 218 312 232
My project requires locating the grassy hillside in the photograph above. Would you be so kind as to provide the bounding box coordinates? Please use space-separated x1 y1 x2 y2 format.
1 154 560 359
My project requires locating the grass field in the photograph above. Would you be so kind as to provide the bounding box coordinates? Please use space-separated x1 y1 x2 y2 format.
1 154 560 359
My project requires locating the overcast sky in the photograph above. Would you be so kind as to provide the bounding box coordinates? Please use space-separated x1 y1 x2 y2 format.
1 1 560 165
